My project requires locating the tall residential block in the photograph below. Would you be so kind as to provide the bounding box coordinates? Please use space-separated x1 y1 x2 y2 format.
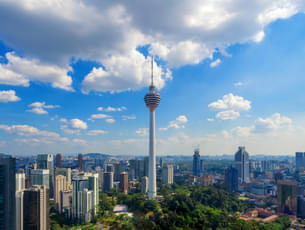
144 57 161 198
55 175 67 212
88 173 99 214
234 146 250 183
0 154 16 230
23 185 49 230
162 164 174 184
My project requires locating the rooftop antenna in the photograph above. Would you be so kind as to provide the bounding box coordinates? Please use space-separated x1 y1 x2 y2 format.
151 55 154 86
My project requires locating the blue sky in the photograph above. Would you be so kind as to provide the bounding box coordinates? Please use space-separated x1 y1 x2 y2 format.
1 1 305 155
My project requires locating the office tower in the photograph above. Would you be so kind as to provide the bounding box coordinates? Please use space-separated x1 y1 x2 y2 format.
119 172 128 194
0 154 16 230
234 146 250 183
162 164 174 184
16 171 25 191
88 173 99 214
16 190 24 230
141 176 148 194
72 175 88 220
37 154 54 198
23 185 49 230
103 172 113 192
144 156 149 177
137 159 145 178
144 57 161 198
56 153 62 168
296 152 305 172
106 164 114 172
55 167 72 185
224 166 238 192
30 169 50 188
78 154 83 171
277 180 297 215
55 175 66 211
60 190 72 218
113 163 121 181
193 149 200 176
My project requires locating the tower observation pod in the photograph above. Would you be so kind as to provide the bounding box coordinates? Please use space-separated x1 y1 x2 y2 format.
144 57 160 198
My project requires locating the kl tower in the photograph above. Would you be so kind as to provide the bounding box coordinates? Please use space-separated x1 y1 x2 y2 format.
144 57 160 199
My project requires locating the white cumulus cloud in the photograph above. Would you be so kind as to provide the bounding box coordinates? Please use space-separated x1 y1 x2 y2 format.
160 115 188 131
27 101 60 114
0 90 20 102
61 118 88 135
98 106 127 112
210 59 221 68
87 129 108 136
216 110 240 120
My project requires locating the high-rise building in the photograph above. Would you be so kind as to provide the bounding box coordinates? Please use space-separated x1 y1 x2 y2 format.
72 173 98 223
56 153 62 168
162 164 174 184
296 152 305 172
103 172 113 192
160 157 163 168
30 169 50 189
78 154 83 171
16 171 25 191
224 166 238 192
144 156 149 177
144 57 160 199
60 190 72 219
23 185 49 230
37 154 54 198
277 180 297 216
55 175 67 211
113 163 121 182
141 176 148 194
234 146 250 183
16 190 24 230
55 167 72 186
200 159 204 173
88 173 99 214
0 154 16 230
119 172 128 194
193 149 200 176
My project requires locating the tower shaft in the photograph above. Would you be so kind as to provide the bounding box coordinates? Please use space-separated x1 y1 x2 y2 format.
148 110 156 198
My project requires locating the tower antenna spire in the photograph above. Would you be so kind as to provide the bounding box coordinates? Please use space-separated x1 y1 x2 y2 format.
151 55 154 86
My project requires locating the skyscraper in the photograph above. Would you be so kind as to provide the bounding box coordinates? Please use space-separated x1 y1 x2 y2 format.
16 170 25 191
23 185 49 230
37 154 54 198
193 149 200 176
55 175 67 211
0 154 16 230
78 154 83 171
144 57 160 198
30 169 50 189
103 172 113 192
224 166 238 192
119 172 128 194
56 153 62 168
277 180 297 215
234 146 250 183
88 173 99 214
162 164 174 184
296 152 305 171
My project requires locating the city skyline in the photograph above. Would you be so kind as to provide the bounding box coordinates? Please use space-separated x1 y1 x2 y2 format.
1 1 305 155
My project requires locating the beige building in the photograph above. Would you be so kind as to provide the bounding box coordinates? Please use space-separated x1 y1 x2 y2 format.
55 175 67 212
162 164 174 184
